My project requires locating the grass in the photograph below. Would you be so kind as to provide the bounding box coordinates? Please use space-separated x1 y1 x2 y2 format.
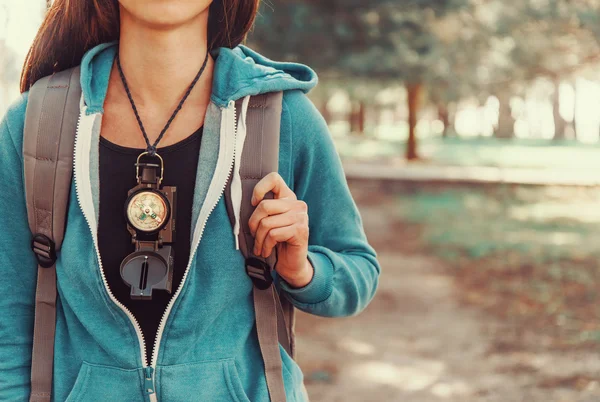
334 135 600 170
396 185 600 262
392 184 600 349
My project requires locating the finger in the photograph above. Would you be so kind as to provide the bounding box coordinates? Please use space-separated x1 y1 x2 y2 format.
248 198 296 236
261 225 297 258
262 215 309 258
251 172 296 206
253 210 306 255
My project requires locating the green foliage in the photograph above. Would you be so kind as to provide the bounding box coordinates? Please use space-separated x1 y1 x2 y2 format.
251 0 471 84
396 185 600 264
251 0 600 102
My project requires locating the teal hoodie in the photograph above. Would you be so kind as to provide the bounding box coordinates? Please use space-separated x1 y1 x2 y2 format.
0 41 381 402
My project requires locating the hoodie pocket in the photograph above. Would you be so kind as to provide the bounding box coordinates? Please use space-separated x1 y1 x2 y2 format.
156 358 251 402
64 361 144 402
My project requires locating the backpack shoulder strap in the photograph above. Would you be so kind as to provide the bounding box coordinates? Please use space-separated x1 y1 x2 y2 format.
23 66 81 402
224 91 294 401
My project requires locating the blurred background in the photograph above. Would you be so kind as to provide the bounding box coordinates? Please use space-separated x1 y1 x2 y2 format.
2 0 600 400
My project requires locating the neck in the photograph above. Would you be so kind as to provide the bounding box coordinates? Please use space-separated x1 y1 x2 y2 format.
113 8 214 109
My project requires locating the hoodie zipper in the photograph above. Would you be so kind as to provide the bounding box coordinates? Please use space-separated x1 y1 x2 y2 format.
144 367 155 395
73 100 239 402
149 99 239 376
73 104 156 399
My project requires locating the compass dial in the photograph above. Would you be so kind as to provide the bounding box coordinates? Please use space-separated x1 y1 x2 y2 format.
125 190 170 233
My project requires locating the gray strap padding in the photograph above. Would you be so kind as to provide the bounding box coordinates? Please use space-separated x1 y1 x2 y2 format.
23 66 81 402
227 92 289 401
227 92 293 352
254 286 288 402
244 93 294 357
279 296 296 358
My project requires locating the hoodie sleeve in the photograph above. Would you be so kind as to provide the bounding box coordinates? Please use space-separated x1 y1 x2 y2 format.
0 93 38 401
275 89 381 317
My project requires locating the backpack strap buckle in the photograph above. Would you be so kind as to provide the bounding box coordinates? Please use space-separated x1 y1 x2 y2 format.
31 233 57 268
245 257 273 290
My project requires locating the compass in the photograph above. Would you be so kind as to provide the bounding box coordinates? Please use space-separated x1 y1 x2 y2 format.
124 189 171 234
121 152 176 299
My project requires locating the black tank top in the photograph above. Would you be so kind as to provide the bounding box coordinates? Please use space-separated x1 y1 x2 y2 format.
98 126 203 365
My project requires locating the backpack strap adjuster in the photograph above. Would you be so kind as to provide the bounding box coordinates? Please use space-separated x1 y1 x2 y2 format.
245 257 273 290
31 233 57 268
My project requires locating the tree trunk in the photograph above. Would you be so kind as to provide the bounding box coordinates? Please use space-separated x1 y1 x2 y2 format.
357 101 366 135
348 102 357 134
438 104 450 137
553 79 566 141
495 92 514 139
406 83 421 160
573 81 578 140
348 101 365 135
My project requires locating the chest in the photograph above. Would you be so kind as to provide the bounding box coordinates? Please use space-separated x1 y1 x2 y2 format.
100 100 207 149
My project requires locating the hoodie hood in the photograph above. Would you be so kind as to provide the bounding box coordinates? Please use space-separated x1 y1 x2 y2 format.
209 45 318 106
79 41 318 113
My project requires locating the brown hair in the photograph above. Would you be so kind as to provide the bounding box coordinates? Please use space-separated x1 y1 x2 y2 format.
20 0 260 92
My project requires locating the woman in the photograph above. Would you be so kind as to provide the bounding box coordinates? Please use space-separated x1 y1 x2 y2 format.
0 0 381 401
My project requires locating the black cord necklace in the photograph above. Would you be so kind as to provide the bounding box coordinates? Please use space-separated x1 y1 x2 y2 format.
115 49 209 300
115 49 210 156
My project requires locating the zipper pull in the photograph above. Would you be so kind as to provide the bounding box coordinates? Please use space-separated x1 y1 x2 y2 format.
144 366 155 395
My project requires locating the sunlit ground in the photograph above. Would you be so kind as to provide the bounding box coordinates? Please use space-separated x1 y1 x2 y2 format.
395 184 600 347
298 182 600 401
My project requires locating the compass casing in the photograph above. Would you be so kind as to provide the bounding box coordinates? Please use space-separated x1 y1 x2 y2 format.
124 184 177 243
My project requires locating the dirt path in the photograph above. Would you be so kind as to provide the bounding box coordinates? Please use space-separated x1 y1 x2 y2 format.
295 252 600 402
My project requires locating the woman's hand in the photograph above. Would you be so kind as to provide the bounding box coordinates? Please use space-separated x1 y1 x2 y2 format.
248 172 314 288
